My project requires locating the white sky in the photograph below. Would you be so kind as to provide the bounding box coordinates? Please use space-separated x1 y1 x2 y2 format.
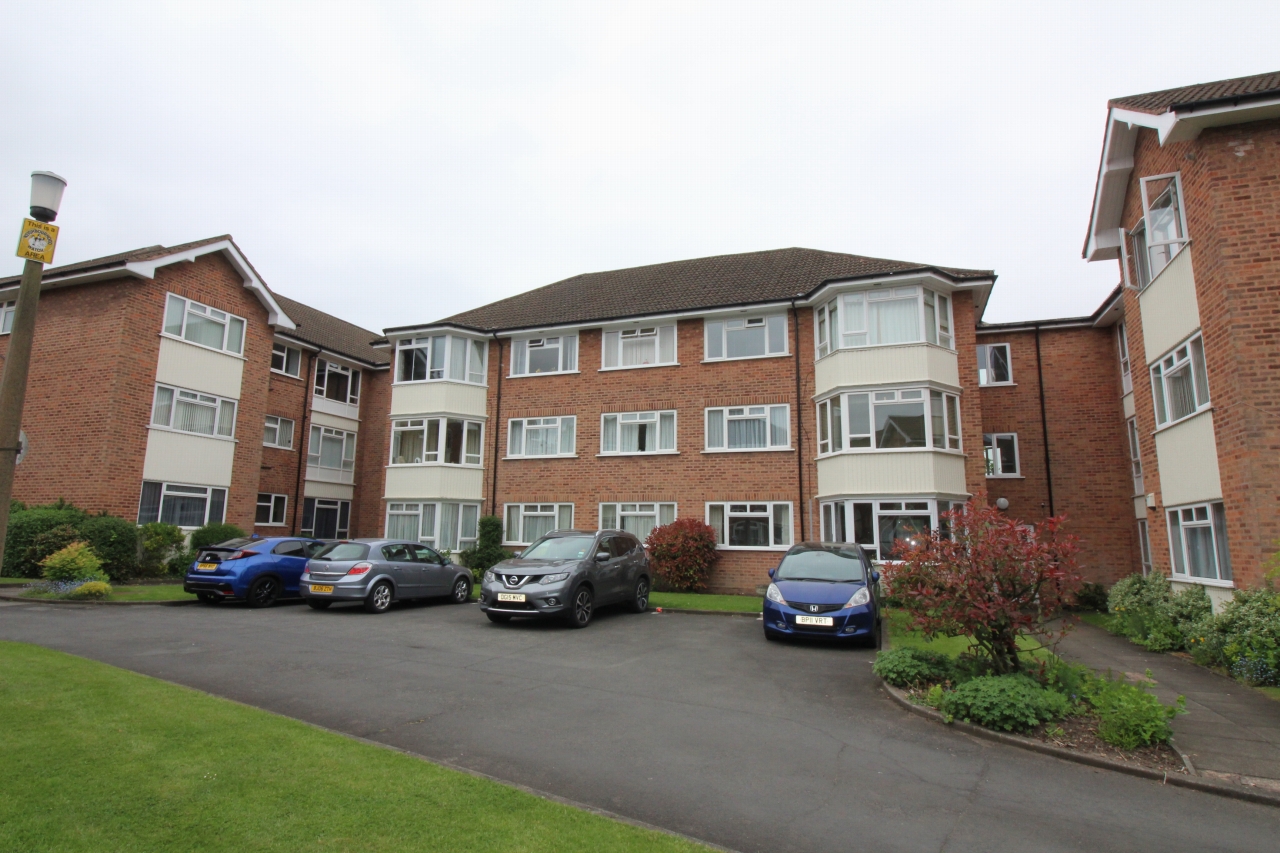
3 1 1277 332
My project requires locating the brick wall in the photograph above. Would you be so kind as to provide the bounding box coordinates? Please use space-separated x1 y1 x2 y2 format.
256 352 311 538
352 366 391 537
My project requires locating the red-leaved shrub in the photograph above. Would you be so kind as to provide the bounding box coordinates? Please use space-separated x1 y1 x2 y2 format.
646 518 720 592
881 499 1082 674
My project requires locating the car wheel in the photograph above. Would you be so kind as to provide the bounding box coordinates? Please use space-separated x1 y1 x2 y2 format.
566 586 593 629
486 611 511 623
868 618 883 650
363 581 394 614
626 576 649 613
247 577 280 609
196 592 222 605
449 577 471 604
306 599 331 610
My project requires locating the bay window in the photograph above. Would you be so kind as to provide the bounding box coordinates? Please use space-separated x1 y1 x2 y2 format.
512 335 577 375
163 294 245 355
977 343 1012 385
271 342 302 377
315 359 360 405
705 315 787 360
505 503 574 545
508 416 576 457
1140 173 1189 279
151 384 236 438
308 426 356 481
820 499 956 561
706 502 792 549
390 417 482 465
387 502 479 550
600 503 676 540
1151 334 1210 426
138 481 226 527
819 388 960 455
705 405 789 451
256 493 288 525
263 415 294 449
983 433 1020 477
601 411 676 454
602 324 677 369
396 334 487 384
1168 502 1231 584
815 285 953 357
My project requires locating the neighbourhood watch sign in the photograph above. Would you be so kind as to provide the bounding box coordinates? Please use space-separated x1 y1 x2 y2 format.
16 218 58 264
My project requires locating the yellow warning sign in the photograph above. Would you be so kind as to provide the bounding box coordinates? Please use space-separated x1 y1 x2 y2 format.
16 218 58 264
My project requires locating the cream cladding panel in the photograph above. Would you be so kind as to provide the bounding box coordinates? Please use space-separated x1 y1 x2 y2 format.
155 336 243 399
311 410 360 433
1154 410 1222 506
391 382 488 418
304 481 355 500
142 430 235 487
815 344 959 397
384 466 484 501
1139 247 1200 363
816 452 967 498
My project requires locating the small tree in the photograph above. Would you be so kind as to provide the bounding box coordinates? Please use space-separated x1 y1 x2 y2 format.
457 516 511 580
646 518 720 592
137 523 186 577
881 500 1082 675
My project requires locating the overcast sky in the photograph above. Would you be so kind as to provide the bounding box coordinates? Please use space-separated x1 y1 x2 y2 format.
3 1 1277 333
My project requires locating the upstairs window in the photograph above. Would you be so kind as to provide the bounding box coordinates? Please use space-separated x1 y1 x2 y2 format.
816 286 953 357
256 493 288 526
1126 417 1143 494
601 411 676 454
390 417 482 466
818 388 960 453
977 343 1012 385
396 335 487 384
512 335 577 375
0 300 14 334
705 405 789 451
263 415 295 449
603 325 676 369
705 315 787 360
1140 173 1189 279
308 426 356 475
315 359 360 406
151 384 236 438
1117 322 1132 394
271 342 302 377
508 416 576 457
1130 223 1152 289
1151 334 1209 426
983 433 1020 477
163 294 245 355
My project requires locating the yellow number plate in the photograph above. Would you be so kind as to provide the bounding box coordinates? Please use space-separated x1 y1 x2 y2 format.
196 563 218 572
310 585 335 594
497 592 526 602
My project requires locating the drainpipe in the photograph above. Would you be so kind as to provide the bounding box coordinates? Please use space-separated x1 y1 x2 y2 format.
291 350 317 534
790 301 806 541
1034 325 1055 516
489 334 503 516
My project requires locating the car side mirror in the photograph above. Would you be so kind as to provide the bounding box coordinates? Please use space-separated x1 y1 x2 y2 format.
768 568 776 579
872 570 881 582
595 551 610 562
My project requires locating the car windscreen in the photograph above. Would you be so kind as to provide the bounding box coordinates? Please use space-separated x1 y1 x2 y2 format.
312 543 370 561
775 548 866 582
520 536 596 561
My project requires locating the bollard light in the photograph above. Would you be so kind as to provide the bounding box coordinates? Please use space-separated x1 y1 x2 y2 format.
29 171 68 223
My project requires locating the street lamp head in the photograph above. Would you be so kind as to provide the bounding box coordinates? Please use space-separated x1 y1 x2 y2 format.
29 171 67 223
995 497 1010 511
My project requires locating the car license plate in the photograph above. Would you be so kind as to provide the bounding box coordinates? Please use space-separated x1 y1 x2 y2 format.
497 592 526 602
196 562 218 572
795 614 833 626
310 585 335 594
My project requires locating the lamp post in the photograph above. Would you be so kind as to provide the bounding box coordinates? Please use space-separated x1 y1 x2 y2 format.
0 171 67 575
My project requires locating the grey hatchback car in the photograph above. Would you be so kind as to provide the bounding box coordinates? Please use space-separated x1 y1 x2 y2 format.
479 529 650 628
300 538 473 614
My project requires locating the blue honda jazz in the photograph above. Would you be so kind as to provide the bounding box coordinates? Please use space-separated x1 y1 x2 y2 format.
763 542 881 646
183 536 325 608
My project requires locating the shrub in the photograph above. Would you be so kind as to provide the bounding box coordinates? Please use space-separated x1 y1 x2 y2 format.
935 674 1069 732
1090 676 1185 749
1108 573 1210 651
66 580 112 600
1187 588 1280 685
190 523 247 551
457 516 512 580
2 507 86 577
872 648 956 688
23 524 81 576
77 514 139 582
167 548 200 575
881 499 1082 675
1069 582 1109 612
646 518 720 592
40 542 108 583
137 523 186 577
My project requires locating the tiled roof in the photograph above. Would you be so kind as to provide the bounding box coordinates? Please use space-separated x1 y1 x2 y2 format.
1110 70 1280 115
272 294 389 367
424 247 992 333
0 235 232 286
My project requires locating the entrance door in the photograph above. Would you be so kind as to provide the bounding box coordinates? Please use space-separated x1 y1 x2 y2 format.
313 504 340 539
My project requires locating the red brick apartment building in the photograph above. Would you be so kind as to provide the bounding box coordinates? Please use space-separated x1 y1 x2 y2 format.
0 237 390 541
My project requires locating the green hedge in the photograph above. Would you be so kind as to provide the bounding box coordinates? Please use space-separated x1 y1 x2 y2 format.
3 503 139 581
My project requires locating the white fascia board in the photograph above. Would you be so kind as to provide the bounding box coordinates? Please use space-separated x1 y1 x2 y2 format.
123 240 296 330
1085 111 1142 262
803 271 993 307
1164 95 1280 142
384 323 489 342
272 332 320 352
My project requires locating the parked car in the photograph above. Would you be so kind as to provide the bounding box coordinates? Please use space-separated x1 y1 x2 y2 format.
184 537 325 607
479 529 650 628
762 542 881 646
299 538 473 613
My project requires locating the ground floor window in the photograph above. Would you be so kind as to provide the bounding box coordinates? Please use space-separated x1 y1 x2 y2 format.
600 502 676 540
819 498 959 561
385 501 480 551
256 493 288 525
302 498 350 540
706 502 792 549
1168 502 1231 583
1138 519 1153 575
504 503 574 545
138 481 226 527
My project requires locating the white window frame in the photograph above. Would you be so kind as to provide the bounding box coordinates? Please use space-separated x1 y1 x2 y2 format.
385 501 480 551
600 410 678 455
256 493 288 526
704 405 790 452
705 502 793 550
163 293 246 356
1167 501 1232 585
1126 417 1143 495
1150 333 1210 427
308 425 357 480
151 384 237 439
510 334 578 376
506 416 576 458
1139 172 1190 280
503 503 575 545
704 314 788 361
302 498 351 540
138 481 227 528
819 498 956 562
0 299 15 335
1117 322 1132 394
389 417 484 466
1137 519 1153 576
815 286 954 359
1129 222 1152 290
271 342 303 377
817 387 960 455
983 432 1020 477
599 502 677 539
314 358 361 406
263 415 295 450
395 334 488 385
601 324 678 370
977 343 1013 386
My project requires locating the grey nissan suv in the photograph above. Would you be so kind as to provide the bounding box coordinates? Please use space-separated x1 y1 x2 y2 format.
479 529 650 628
300 539 473 613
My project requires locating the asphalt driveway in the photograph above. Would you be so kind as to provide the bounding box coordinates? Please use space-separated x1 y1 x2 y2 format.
1 598 1274 852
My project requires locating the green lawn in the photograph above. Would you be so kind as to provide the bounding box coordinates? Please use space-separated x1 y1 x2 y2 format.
0 641 706 853
883 609 1054 660
650 591 762 613
1075 611 1113 631
19 583 195 603
1258 686 1280 703
0 576 31 585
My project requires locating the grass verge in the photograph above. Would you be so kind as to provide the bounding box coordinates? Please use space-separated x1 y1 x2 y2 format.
650 591 762 613
0 641 706 853
883 608 1054 660
18 583 196 603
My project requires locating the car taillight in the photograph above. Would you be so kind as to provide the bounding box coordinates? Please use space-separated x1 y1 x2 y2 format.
224 550 253 561
346 562 373 576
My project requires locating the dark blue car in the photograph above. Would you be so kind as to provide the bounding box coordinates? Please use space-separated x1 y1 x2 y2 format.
762 542 881 646
184 537 325 608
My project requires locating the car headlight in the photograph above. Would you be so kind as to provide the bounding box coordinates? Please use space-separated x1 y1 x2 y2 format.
766 583 788 606
483 570 495 584
843 586 871 608
539 572 569 585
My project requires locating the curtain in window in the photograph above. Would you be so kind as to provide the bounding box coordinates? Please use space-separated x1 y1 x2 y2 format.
602 416 618 452
869 298 919 345
512 340 527 375
138 482 162 524
603 332 619 368
387 511 419 540
320 433 345 468
421 504 436 543
728 417 767 449
706 410 725 448
726 325 765 358
601 505 617 529
468 340 487 382
440 503 460 550
1212 503 1232 580
164 296 185 336
161 494 208 527
393 428 424 464
460 505 479 545
465 423 482 464
226 318 244 354
1166 365 1197 420
559 419 575 454
152 387 173 425
449 337 467 381
523 513 554 543
217 401 235 437
185 312 225 348
174 397 216 434
1186 525 1216 579
621 421 645 452
622 336 655 366
659 326 675 362
659 504 676 526
557 505 573 529
561 336 577 371
769 407 788 446
622 513 657 541
659 413 675 449
772 505 791 545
